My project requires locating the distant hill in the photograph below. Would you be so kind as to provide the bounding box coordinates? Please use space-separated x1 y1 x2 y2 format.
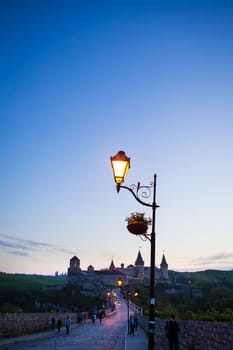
0 273 104 313
0 273 65 292
0 270 232 319
168 269 233 289
126 269 233 320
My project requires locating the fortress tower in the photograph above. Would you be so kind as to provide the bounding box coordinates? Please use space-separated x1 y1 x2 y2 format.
160 253 168 280
135 250 144 279
109 259 116 272
67 256 81 276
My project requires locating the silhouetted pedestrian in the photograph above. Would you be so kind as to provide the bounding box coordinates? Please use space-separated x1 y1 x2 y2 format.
51 316 56 331
129 315 135 336
57 319 62 333
92 312 96 323
98 309 104 323
77 312 82 323
65 316 71 334
165 314 180 350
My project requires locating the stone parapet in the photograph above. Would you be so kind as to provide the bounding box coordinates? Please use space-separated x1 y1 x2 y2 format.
0 313 77 338
136 314 233 350
0 309 114 339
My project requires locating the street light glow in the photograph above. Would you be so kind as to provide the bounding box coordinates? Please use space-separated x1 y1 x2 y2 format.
110 150 130 184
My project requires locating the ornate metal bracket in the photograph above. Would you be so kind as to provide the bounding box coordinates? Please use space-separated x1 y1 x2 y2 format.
117 181 159 208
116 180 159 242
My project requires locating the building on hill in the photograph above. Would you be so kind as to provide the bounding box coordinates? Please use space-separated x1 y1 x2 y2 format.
135 250 144 279
109 259 116 272
68 256 81 275
87 264 94 272
117 250 169 284
66 250 169 287
160 253 169 280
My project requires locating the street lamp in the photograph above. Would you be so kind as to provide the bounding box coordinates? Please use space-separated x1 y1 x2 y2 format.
126 284 130 335
117 278 123 288
111 150 159 350
117 277 129 333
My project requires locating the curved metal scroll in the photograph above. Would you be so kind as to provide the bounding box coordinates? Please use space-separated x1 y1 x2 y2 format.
117 182 153 208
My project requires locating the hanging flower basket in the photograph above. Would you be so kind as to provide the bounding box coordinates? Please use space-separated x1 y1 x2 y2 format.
126 212 151 235
127 221 148 235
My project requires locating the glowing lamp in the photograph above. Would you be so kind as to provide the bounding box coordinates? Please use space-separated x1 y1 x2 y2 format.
110 150 130 185
117 278 123 287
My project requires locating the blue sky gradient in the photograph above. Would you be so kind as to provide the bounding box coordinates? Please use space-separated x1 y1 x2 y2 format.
1 1 233 274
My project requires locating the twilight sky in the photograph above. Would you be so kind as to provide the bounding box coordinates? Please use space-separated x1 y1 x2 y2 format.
1 0 233 275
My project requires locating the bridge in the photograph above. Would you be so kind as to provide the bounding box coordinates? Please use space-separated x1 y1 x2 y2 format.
0 297 148 350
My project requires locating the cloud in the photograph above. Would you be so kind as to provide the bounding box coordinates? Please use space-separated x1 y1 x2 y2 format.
8 250 30 257
207 253 233 261
174 251 233 272
0 239 30 251
192 252 233 269
0 233 76 257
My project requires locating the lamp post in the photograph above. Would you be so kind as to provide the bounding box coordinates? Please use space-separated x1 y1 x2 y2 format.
117 277 138 336
126 285 130 335
117 278 130 334
106 290 111 309
111 151 159 350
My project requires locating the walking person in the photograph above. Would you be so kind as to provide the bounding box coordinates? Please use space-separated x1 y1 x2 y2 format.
51 316 56 331
98 310 104 323
65 316 71 335
92 312 97 323
57 319 62 334
165 314 180 350
129 315 135 336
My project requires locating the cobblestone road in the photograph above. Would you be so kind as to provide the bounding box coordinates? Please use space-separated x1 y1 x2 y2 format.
0 304 127 350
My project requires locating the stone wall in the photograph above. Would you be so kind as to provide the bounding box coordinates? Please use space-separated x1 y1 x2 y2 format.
1 312 232 349
0 310 115 339
0 313 78 338
136 314 233 350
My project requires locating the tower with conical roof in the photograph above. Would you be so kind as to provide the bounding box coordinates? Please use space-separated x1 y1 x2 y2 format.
160 253 168 280
135 250 144 279
109 258 116 272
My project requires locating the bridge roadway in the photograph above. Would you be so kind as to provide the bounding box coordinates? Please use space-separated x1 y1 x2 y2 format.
0 298 148 350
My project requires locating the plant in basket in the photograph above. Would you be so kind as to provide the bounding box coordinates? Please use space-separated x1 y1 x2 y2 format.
125 212 152 235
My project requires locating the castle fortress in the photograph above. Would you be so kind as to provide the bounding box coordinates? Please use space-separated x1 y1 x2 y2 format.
67 250 169 288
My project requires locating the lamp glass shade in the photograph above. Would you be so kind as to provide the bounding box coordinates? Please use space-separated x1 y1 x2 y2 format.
117 278 123 287
110 150 130 184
